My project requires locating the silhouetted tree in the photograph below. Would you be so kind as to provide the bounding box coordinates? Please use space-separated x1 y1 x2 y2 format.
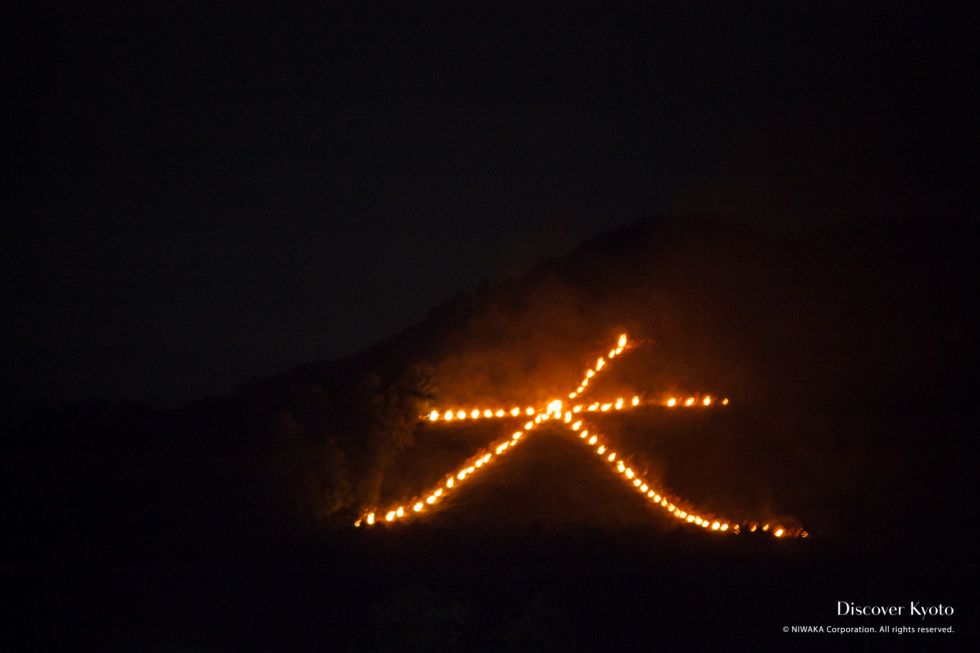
353 587 468 652
501 594 579 653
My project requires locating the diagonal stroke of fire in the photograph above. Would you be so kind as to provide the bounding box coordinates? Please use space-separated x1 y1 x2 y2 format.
355 333 807 539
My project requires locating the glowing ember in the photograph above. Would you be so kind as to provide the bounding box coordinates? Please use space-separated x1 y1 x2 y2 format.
356 332 801 538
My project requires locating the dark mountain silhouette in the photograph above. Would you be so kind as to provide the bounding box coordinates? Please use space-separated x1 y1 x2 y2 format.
4 214 978 650
6 215 979 540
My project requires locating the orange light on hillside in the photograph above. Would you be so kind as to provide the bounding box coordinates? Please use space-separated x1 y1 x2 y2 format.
357 331 799 539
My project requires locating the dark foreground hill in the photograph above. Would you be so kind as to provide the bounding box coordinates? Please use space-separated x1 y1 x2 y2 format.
3 215 978 649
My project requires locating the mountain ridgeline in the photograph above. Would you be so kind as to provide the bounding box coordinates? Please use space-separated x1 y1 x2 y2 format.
5 215 979 560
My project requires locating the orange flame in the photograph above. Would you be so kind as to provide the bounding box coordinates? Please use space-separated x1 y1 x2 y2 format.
357 332 800 539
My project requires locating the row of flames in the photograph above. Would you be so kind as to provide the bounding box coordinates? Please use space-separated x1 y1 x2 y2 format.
355 333 805 539
424 393 728 423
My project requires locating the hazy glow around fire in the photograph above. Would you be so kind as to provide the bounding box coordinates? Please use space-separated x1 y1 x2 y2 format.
354 332 802 539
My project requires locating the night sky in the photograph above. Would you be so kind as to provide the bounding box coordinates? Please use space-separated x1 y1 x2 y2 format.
4 2 976 413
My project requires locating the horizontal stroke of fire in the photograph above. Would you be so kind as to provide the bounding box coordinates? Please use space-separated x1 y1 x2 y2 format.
355 333 807 539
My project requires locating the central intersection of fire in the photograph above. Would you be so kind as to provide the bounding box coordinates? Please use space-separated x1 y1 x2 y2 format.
355 333 806 539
